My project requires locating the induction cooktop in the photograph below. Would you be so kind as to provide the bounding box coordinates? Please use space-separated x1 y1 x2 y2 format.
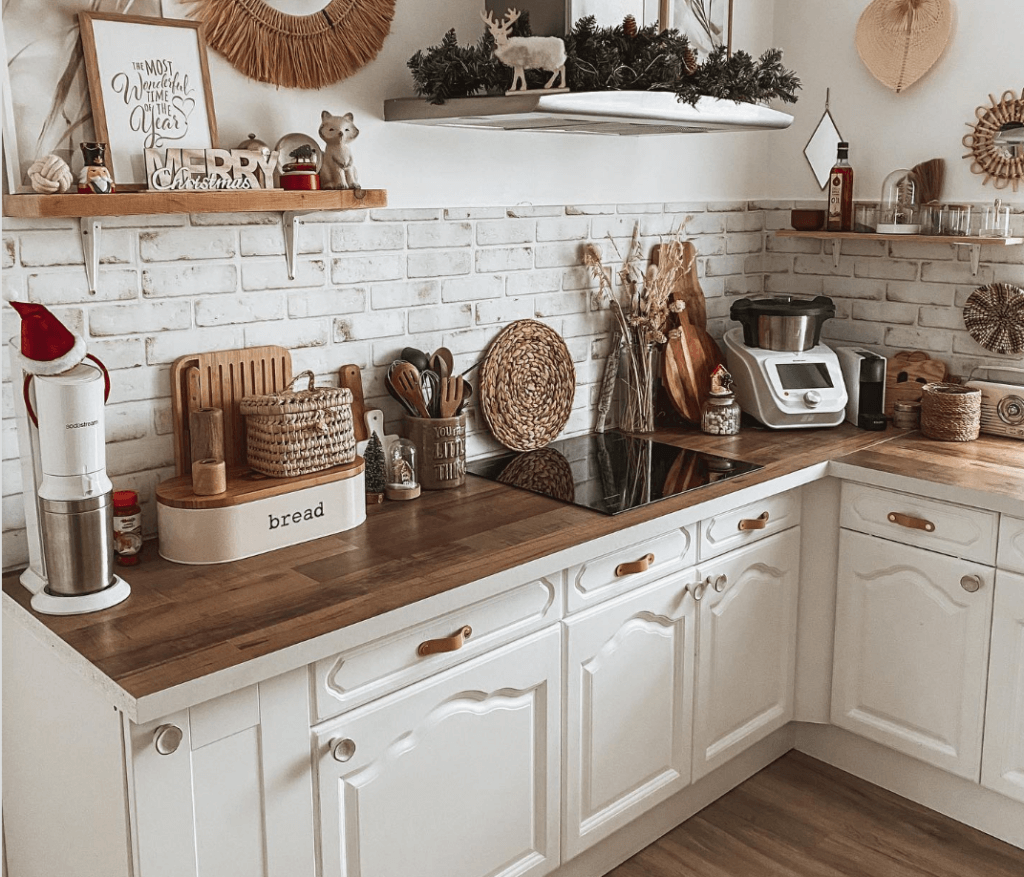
465 431 762 516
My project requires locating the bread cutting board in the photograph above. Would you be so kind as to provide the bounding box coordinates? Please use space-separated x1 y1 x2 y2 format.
170 346 292 475
338 364 368 442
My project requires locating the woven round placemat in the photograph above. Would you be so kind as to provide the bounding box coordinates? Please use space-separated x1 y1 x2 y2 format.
497 447 575 503
480 320 576 451
963 282 1024 355
920 382 981 442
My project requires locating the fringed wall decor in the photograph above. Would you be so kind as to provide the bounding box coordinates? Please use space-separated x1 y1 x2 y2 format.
183 0 395 89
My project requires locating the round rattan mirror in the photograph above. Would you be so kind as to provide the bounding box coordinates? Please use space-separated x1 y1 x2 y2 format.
962 89 1024 192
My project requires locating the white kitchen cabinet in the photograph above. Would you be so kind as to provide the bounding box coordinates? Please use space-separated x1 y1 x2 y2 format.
313 625 561 877
563 567 697 859
982 570 1024 803
127 668 315 877
691 526 801 781
831 531 994 780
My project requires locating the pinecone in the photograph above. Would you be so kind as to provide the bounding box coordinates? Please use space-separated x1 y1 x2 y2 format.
683 46 699 75
623 14 637 37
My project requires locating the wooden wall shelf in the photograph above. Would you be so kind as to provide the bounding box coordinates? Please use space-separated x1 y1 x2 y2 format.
775 229 1023 275
2 188 387 293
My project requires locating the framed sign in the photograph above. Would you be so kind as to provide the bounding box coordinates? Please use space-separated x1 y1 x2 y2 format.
78 12 218 189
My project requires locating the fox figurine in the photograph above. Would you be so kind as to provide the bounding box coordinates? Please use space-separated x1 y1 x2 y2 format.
318 110 359 190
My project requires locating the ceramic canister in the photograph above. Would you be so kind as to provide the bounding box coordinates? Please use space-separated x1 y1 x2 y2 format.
403 413 466 489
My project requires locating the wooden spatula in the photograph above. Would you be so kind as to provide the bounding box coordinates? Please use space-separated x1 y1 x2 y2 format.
439 376 464 418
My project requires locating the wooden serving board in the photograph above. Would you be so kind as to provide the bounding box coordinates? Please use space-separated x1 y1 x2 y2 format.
170 346 292 475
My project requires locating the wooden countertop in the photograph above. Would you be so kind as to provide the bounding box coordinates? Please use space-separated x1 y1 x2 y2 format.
5 424 1022 718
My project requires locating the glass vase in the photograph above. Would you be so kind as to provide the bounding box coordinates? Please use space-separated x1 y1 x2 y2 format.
618 339 659 433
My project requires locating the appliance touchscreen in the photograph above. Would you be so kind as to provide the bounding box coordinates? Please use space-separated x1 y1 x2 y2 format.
776 361 834 389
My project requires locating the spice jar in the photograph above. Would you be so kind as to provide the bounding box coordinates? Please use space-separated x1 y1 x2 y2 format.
892 400 921 430
701 391 741 435
112 490 143 566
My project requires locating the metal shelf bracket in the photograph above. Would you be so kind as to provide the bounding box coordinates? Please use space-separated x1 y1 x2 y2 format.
79 217 102 295
283 211 314 280
831 238 842 268
952 242 983 276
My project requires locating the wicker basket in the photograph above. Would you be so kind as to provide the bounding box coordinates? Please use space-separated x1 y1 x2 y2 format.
240 371 355 477
920 382 981 442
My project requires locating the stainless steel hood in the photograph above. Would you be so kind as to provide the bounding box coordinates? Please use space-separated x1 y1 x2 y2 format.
384 91 794 136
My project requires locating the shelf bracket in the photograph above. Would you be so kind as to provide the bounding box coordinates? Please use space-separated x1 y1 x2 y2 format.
953 242 983 276
831 238 842 268
282 211 314 280
79 217 102 295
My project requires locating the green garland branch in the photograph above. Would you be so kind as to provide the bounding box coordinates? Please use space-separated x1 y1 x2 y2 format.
408 15 800 107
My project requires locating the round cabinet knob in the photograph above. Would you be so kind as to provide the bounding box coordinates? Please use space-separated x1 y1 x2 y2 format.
153 724 183 755
691 578 710 602
960 574 983 593
803 390 822 408
713 574 728 593
331 738 356 763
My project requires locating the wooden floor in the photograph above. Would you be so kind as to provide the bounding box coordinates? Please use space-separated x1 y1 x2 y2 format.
606 751 1024 877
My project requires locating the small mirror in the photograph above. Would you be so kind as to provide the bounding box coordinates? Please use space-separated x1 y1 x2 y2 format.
804 107 843 190
963 89 1024 192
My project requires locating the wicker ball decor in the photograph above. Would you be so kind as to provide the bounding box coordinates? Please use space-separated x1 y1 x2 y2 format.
963 282 1024 355
480 320 576 451
920 382 981 442
497 447 576 503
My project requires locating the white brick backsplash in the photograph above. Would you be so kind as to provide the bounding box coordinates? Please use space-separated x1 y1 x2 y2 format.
822 321 885 345
566 204 616 215
793 255 853 277
106 435 175 478
533 291 589 317
91 301 190 336
106 366 169 405
683 212 726 235
245 319 329 349
29 268 138 304
536 217 591 242
20 229 132 266
887 281 956 306
332 223 405 252
918 306 968 330
334 310 406 342
3 238 15 268
821 277 885 300
140 228 236 262
475 297 533 325
143 264 238 297
443 274 505 302
826 239 888 258
408 250 472 278
146 327 245 364
472 246 531 273
240 224 324 257
105 404 154 443
2 420 20 461
476 219 535 246
854 259 918 281
3 495 26 531
921 260 994 285
409 303 473 334
889 240 955 261
727 212 764 232
283 287 365 319
371 280 440 309
744 254 791 274
706 255 750 276
244 258 328 290
884 326 952 353
329 253 403 285
765 274 825 295
534 242 582 269
407 222 471 249
767 236 822 254
851 301 917 324
371 208 440 222
726 232 763 255
445 207 505 220
2 459 22 496
591 216 645 239
89 338 146 370
196 294 286 326
507 205 563 218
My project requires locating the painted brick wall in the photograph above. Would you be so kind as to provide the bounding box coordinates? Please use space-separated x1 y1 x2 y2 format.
3 199 1023 571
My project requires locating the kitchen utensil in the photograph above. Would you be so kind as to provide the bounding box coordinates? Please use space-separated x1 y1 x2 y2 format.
392 361 432 418
457 379 473 414
404 413 467 489
420 369 440 417
430 347 454 378
338 364 368 441
439 375 464 418
400 346 430 373
479 319 575 451
385 361 419 416
730 296 836 351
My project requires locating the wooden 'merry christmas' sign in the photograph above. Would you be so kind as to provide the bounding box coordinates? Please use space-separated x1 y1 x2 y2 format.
145 147 279 190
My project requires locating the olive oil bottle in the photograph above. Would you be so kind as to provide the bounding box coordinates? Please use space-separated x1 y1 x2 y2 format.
826 142 854 231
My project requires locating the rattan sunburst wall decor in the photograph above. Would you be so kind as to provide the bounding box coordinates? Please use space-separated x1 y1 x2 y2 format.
183 0 395 89
963 282 1024 356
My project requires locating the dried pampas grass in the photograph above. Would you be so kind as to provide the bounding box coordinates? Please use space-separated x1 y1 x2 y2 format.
183 0 395 90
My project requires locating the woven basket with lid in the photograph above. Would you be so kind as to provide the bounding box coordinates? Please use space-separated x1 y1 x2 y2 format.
240 370 355 476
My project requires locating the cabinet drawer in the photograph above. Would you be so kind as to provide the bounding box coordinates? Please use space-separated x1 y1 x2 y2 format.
565 526 695 613
313 574 561 722
840 482 998 565
698 489 801 562
999 516 1024 574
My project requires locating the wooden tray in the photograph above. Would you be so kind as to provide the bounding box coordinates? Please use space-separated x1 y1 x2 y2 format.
170 345 292 475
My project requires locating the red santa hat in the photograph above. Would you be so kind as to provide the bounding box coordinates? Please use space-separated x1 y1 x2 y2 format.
8 301 88 376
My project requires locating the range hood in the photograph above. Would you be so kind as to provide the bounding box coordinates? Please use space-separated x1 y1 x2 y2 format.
384 91 793 136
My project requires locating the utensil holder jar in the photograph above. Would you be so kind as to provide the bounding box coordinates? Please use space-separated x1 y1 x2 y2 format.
403 413 466 489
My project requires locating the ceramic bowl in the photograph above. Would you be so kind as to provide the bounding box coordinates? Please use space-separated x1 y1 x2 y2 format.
790 209 826 231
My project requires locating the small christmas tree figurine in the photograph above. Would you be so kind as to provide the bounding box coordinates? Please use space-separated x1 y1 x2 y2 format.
364 432 386 503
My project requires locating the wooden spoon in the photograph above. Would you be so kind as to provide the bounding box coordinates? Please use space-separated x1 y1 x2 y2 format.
391 361 431 418
431 347 454 378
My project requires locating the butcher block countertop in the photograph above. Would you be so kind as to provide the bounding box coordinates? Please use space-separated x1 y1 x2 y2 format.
5 424 1023 721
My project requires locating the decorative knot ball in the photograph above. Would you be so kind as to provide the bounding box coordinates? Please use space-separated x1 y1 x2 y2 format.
27 155 73 195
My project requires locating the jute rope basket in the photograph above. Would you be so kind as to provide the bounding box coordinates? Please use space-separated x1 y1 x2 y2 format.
240 371 355 476
480 320 576 452
920 382 981 442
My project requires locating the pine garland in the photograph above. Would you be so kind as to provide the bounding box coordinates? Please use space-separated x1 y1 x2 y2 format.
408 15 800 107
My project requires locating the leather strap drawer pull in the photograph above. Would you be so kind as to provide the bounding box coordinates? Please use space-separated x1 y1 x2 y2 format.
738 512 769 531
887 512 936 533
615 553 655 577
418 625 472 657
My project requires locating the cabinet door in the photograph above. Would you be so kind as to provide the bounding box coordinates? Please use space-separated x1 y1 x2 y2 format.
831 531 994 779
314 626 560 877
982 570 1024 802
128 668 315 877
563 568 696 859
692 527 800 781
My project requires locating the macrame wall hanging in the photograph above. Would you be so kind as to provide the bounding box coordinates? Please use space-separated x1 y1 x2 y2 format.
183 0 395 89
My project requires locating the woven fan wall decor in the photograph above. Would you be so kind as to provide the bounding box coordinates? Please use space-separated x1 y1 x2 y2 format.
183 0 395 89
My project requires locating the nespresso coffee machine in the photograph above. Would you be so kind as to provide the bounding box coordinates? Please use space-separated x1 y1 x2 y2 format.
836 347 888 430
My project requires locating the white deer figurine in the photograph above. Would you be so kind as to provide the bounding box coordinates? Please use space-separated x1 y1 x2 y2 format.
481 7 567 94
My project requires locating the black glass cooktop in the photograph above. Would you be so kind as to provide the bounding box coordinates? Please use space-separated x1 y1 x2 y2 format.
466 431 762 516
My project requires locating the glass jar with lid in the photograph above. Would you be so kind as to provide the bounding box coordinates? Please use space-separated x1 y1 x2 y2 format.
701 391 741 435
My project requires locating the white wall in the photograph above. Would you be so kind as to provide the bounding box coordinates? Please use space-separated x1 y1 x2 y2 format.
162 0 781 207
770 0 1024 207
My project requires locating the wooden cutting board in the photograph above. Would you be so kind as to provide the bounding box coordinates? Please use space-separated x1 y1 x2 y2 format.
338 364 368 442
170 346 292 475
